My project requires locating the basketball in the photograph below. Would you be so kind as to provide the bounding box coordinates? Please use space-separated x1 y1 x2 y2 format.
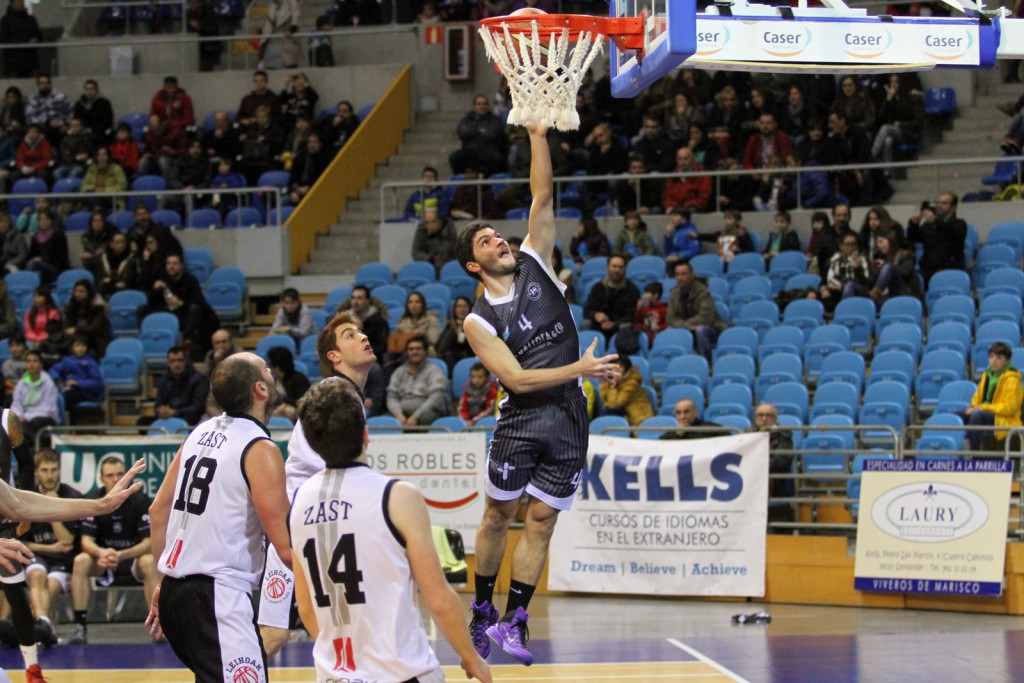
509 6 546 16
232 665 261 683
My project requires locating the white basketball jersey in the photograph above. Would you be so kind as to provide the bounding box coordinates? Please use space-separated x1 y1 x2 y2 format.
289 464 438 681
159 414 272 591
284 418 321 498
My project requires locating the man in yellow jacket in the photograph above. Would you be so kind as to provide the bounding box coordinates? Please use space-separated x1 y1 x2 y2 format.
965 342 1023 451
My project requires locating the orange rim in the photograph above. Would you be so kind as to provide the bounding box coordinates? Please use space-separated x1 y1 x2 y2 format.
479 13 645 52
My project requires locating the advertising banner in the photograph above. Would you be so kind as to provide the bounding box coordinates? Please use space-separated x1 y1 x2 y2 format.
53 431 489 553
549 432 768 597
854 459 1013 596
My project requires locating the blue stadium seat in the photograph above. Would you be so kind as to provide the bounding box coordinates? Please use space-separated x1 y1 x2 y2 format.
578 330 606 358
151 209 183 229
504 208 530 220
875 322 923 360
706 384 753 421
858 381 911 444
102 338 144 395
923 86 956 117
55 269 94 306
635 415 677 439
108 210 135 232
802 414 855 475
762 381 808 422
915 350 966 412
916 413 965 456
715 414 751 433
981 159 1019 187
426 357 449 378
767 251 808 293
10 178 47 215
396 261 437 290
803 325 851 380
929 294 974 330
728 276 772 310
832 297 875 352
662 355 709 393
782 299 824 342
712 327 758 363
5 270 39 318
130 175 166 212
784 273 820 292
257 170 291 189
625 255 665 289
925 269 971 312
323 286 353 314
924 321 972 359
450 356 480 401
139 313 179 366
439 260 478 301
706 276 729 304
733 300 778 342
366 415 403 432
430 416 467 433
757 325 804 363
206 268 246 322
817 351 866 395
416 283 453 317
149 417 189 436
590 415 632 436
225 207 263 228
978 293 1023 327
372 284 409 314
725 252 766 285
187 208 221 229
355 262 394 290
867 350 916 388
933 380 978 415
108 289 147 336
973 244 1016 288
256 334 297 360
689 254 724 279
876 296 922 335
52 177 81 197
63 211 92 233
660 384 706 418
268 416 294 430
648 329 693 384
117 111 148 142
709 355 756 392
986 222 1024 260
809 382 859 421
978 267 1024 299
754 353 802 400
183 247 214 285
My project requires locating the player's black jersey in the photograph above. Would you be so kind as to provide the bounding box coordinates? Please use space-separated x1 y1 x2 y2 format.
81 488 151 550
468 245 580 402
23 483 81 565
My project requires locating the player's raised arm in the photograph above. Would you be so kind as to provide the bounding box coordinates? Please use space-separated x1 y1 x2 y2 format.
465 318 620 394
523 123 556 260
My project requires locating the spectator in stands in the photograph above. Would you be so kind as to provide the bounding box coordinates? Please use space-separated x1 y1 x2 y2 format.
238 70 281 127
751 154 792 213
2 333 26 393
287 131 330 204
798 119 828 166
239 104 284 185
62 279 110 356
812 200 852 276
93 231 139 297
308 15 335 67
634 281 667 344
80 147 128 214
67 455 155 646
135 233 171 292
0 212 27 273
11 350 59 446
749 402 794 519
705 85 752 159
72 80 114 145
415 0 441 23
25 211 69 284
832 76 876 134
864 231 921 305
583 121 629 203
0 121 16 192
668 261 728 360
685 123 720 173
53 117 93 181
78 210 116 274
613 211 658 261
872 74 925 163
38 317 70 368
48 334 103 416
449 94 506 176
16 197 60 237
202 111 240 168
388 291 440 358
584 254 642 342
824 110 872 206
149 76 195 133
450 164 499 220
147 252 220 353
386 335 449 427
569 216 610 264
0 279 14 340
857 206 901 260
662 207 699 274
906 192 967 286
663 147 712 213
204 328 242 377
146 346 210 426
25 75 71 149
169 138 211 205
616 155 662 216
599 356 654 427
697 209 754 264
23 449 80 645
282 113 312 165
267 346 310 423
0 86 24 133
805 210 831 276
781 149 832 210
270 287 316 345
412 208 457 274
778 84 823 146
436 295 473 375
317 100 359 152
126 204 182 257
458 362 497 427
335 285 390 362
663 92 705 144
962 342 1023 451
743 113 792 170
390 126 442 185
632 115 678 173
659 398 723 440
259 0 301 67
819 232 870 313
186 0 223 72
0 0 41 78
14 123 53 183
209 158 247 216
715 156 754 213
762 210 800 264
280 72 319 130
140 114 186 180
109 124 139 178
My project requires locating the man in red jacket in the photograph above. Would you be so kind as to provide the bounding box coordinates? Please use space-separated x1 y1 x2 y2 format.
662 147 711 213
15 124 52 181
149 76 195 133
742 113 792 170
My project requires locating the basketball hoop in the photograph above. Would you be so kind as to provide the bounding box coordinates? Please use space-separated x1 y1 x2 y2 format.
479 11 644 131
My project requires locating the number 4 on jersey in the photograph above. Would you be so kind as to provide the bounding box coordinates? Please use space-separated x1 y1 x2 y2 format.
302 534 366 608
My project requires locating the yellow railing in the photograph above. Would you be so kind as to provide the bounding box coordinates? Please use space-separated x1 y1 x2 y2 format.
286 65 412 273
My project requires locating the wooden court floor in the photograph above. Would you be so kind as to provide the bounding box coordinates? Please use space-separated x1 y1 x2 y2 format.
2 595 1024 682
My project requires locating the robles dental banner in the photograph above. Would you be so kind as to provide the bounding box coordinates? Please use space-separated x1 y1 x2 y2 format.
549 432 768 597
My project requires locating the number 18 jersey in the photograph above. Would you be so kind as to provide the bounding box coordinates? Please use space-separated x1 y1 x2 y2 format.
158 413 272 592
289 463 438 682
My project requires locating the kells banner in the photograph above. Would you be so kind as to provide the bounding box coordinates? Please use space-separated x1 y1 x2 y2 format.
854 458 1013 596
549 432 768 597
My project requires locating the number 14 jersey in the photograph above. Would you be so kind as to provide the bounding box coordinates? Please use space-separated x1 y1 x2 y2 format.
158 413 272 592
289 463 438 682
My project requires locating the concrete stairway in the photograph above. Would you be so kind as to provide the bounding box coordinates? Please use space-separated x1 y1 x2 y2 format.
299 109 463 275
890 72 1019 205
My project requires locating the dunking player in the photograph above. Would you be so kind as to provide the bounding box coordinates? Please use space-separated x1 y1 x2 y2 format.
455 123 621 666
257 312 377 658
146 353 292 683
289 379 491 683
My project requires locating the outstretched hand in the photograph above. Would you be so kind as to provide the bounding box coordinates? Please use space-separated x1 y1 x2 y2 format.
0 538 32 574
525 122 549 137
579 338 621 384
97 459 146 515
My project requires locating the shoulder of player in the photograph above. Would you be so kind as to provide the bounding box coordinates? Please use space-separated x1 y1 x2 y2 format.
57 483 83 499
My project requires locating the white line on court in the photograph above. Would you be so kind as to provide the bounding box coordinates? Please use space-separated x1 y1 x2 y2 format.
667 638 753 683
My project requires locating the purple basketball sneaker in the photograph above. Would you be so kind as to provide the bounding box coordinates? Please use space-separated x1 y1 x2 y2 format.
469 600 499 658
486 606 533 666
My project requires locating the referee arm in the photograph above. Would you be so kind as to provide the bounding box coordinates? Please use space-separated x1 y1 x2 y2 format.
464 319 620 395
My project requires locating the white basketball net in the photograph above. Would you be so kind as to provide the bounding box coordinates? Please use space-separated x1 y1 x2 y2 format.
479 20 604 131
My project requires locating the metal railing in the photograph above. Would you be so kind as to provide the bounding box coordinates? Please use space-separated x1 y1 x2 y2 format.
378 154 1024 223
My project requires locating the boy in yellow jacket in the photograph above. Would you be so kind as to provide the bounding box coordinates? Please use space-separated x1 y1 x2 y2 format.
965 342 1023 450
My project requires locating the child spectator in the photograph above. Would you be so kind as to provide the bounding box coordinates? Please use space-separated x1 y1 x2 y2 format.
662 207 700 274
309 17 336 67
634 281 668 344
47 334 103 415
15 123 53 182
805 210 832 276
437 296 474 373
109 123 139 176
404 166 450 220
2 333 27 395
16 196 57 236
210 158 247 216
23 287 60 347
267 346 311 423
11 349 60 446
598 356 654 427
63 279 111 356
698 209 755 263
38 318 71 369
613 211 658 260
762 210 801 264
458 362 497 427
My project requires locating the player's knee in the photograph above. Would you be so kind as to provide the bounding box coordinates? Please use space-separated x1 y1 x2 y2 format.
26 568 44 586
137 553 155 576
72 552 92 574
482 499 518 530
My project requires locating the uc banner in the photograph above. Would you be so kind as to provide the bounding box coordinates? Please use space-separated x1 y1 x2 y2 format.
854 459 1013 597
52 434 185 500
549 432 768 597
